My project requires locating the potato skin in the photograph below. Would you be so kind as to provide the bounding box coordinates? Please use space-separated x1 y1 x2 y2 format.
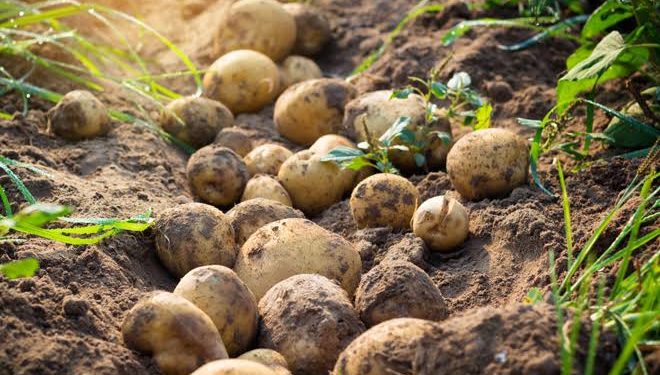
233 218 362 300
412 196 469 252
238 349 291 375
275 79 357 145
350 173 419 230
241 175 293 207
160 96 234 149
47 90 110 141
226 198 304 245
155 203 237 278
187 145 250 207
204 50 280 114
173 266 258 357
214 0 296 62
258 274 365 375
309 134 355 155
122 291 228 375
190 359 276 375
244 144 293 176
446 128 529 201
279 55 323 90
282 3 331 56
215 127 253 157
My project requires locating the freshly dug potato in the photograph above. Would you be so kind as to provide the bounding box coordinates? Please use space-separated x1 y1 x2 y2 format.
355 261 448 327
122 291 228 375
160 96 234 149
309 134 355 155
278 150 354 215
282 3 331 56
187 145 250 206
191 359 276 375
214 0 296 62
244 144 293 176
279 56 323 90
204 50 280 114
275 78 357 145
215 127 253 157
412 195 469 252
173 265 258 356
350 173 419 230
155 203 237 278
446 128 529 201
226 198 304 245
47 90 110 141
233 218 361 300
239 349 291 375
259 274 365 375
241 175 293 206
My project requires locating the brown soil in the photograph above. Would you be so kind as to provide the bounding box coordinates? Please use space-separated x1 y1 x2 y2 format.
0 1 651 374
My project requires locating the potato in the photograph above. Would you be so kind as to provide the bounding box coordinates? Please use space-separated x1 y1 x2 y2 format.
215 127 253 157
214 0 296 62
350 173 419 230
446 128 529 201
355 261 448 327
160 96 234 149
241 175 293 207
275 78 356 145
238 349 291 375
282 3 331 56
47 90 110 141
233 218 361 300
187 145 250 206
279 56 323 90
244 144 293 176
122 291 228 375
155 203 237 278
309 134 355 155
278 150 353 215
258 274 365 375
173 265 258 357
204 50 280 114
226 198 304 245
190 359 276 375
412 196 469 252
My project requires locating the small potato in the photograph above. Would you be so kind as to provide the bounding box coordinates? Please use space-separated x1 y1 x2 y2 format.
191 359 276 375
173 266 258 357
160 96 234 149
47 90 110 141
350 173 419 230
204 50 280 114
226 198 304 245
155 203 237 278
239 349 291 375
309 134 355 155
215 127 253 157
259 274 365 375
412 196 469 252
214 0 296 62
279 56 323 90
446 128 529 201
241 175 293 206
122 291 228 375
282 3 331 56
233 218 361 300
275 78 356 145
244 144 293 176
187 145 250 206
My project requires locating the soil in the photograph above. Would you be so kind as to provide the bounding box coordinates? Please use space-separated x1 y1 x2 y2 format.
0 1 653 374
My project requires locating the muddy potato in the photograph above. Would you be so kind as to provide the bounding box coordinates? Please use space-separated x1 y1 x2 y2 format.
191 359 276 375
122 291 228 375
279 56 323 90
244 144 293 176
160 96 234 148
47 90 110 141
412 196 469 252
187 145 250 206
241 175 293 206
239 349 291 375
173 266 258 357
446 128 529 201
226 198 304 245
350 173 419 230
282 3 330 56
259 274 365 375
204 50 280 114
214 0 296 62
309 134 355 155
275 78 357 145
215 127 253 157
234 218 362 300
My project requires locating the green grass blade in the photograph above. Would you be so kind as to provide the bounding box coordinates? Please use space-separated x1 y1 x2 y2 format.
585 277 605 375
0 184 12 217
556 159 574 268
0 161 37 204
0 257 39 279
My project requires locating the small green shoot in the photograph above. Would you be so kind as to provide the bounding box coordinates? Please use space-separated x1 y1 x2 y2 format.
0 258 39 280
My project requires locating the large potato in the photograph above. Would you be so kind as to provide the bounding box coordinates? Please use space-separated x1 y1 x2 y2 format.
187 145 250 206
226 198 304 245
309 134 355 155
160 96 234 148
259 274 365 375
122 291 228 375
238 349 291 375
244 144 293 176
411 195 469 252
275 79 356 145
191 359 276 375
47 90 110 141
241 175 293 206
282 3 331 56
446 128 529 201
214 0 295 62
279 55 323 90
350 173 419 230
204 50 280 114
214 127 253 157
155 203 237 278
173 266 258 357
233 218 361 300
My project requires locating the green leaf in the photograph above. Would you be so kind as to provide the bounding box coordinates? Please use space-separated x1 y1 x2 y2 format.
581 0 633 39
398 128 417 144
13 203 72 227
0 258 39 280
430 82 448 99
560 31 625 81
344 156 376 171
321 146 365 163
390 88 413 99
414 153 426 167
525 288 544 305
475 103 492 130
441 18 537 46
517 118 543 129
588 100 660 145
430 130 452 145
379 116 411 145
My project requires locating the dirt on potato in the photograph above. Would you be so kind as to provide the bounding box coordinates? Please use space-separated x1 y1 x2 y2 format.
0 0 644 374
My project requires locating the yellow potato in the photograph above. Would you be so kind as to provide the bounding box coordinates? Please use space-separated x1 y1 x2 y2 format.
244 144 293 176
190 359 276 375
160 96 234 149
238 349 291 375
187 145 250 206
215 127 254 157
309 134 355 155
241 175 293 207
226 198 304 245
411 196 469 252
350 173 419 230
47 90 110 141
282 3 331 56
279 55 323 90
